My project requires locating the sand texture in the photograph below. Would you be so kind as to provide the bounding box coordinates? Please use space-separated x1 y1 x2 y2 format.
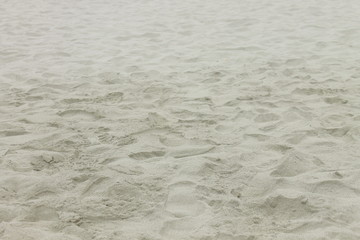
1 0 360 239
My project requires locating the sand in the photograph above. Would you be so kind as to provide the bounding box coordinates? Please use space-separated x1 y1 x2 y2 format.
1 0 360 239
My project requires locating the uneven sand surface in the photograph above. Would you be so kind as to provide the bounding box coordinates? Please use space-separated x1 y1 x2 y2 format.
1 0 360 239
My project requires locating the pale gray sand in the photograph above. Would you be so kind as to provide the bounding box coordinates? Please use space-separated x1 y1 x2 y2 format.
1 0 360 239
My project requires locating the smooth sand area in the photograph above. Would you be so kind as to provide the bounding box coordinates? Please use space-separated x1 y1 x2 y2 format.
1 0 360 239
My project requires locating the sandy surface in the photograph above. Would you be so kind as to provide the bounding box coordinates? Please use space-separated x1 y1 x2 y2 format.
1 0 360 239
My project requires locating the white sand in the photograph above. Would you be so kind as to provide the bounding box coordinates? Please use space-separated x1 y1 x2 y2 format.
1 0 360 239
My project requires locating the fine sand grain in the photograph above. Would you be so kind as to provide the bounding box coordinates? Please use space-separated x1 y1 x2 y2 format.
1 0 360 239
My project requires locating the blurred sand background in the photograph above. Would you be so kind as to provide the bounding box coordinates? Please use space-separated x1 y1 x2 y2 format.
1 0 360 239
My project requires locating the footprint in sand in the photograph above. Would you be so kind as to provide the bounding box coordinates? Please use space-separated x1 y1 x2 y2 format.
254 113 280 123
159 133 214 147
160 217 204 238
0 205 19 222
98 133 136 146
129 151 166 160
80 176 109 197
23 205 59 222
270 151 322 177
165 181 206 218
161 181 207 237
324 97 348 104
96 92 123 102
259 192 316 220
0 129 28 137
170 146 214 159
311 180 360 198
58 109 102 120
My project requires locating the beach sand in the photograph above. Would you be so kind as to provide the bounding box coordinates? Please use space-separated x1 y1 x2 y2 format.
1 0 360 239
